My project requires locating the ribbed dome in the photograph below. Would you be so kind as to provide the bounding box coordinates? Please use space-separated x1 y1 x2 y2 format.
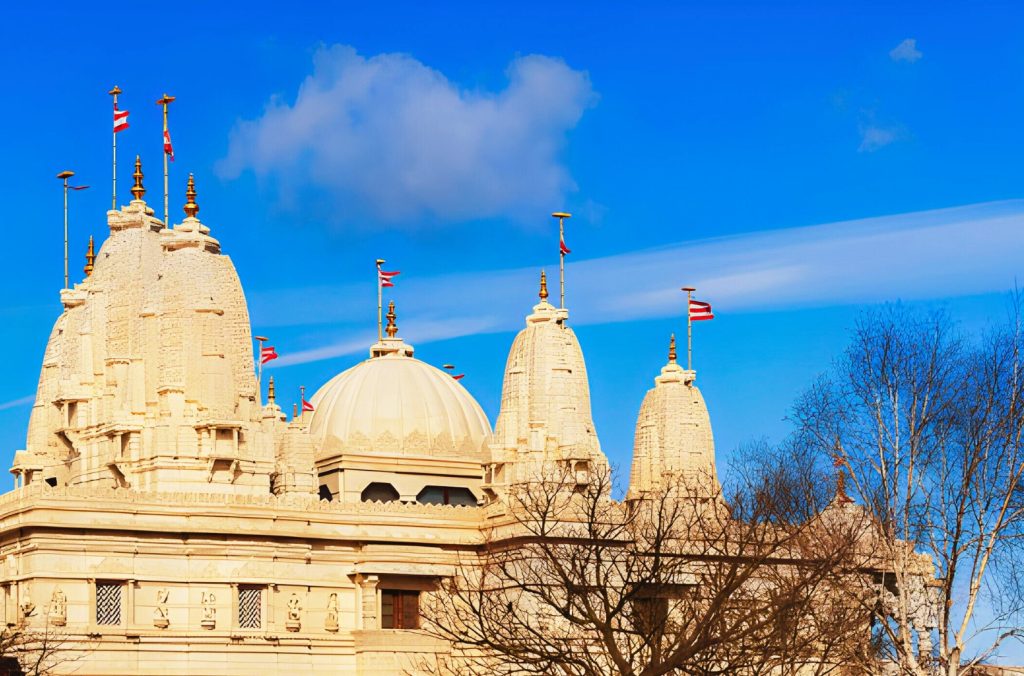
308 348 492 459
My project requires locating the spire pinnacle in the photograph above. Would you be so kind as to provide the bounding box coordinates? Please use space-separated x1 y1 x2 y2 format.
385 300 398 338
267 376 276 404
539 270 549 300
130 156 145 200
668 333 677 363
84 236 95 277
183 173 199 219
293 403 298 420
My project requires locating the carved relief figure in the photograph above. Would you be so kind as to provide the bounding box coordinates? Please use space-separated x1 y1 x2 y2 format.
19 585 35 619
49 587 66 626
153 588 169 628
285 593 301 631
325 593 339 632
201 591 216 629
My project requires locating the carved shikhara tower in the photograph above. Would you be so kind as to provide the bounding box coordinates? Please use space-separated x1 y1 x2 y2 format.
0 166 718 674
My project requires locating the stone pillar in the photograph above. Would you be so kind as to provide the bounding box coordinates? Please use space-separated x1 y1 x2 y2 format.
357 575 379 630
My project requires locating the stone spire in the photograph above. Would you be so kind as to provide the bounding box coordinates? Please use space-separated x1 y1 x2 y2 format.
486 278 606 497
385 300 398 338
628 334 718 500
539 270 548 301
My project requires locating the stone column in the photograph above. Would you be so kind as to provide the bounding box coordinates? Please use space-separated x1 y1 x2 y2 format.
356 575 379 630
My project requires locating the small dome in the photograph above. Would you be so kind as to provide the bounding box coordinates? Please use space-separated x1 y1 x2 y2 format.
309 342 492 460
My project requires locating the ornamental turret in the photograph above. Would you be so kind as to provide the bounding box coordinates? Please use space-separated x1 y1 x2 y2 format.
485 271 607 499
627 334 719 500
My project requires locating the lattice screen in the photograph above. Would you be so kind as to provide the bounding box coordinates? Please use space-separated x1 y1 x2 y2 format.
238 587 262 629
96 583 122 625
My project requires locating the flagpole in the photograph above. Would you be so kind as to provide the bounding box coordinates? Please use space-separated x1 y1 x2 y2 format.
682 286 695 370
57 171 75 289
157 94 175 225
376 259 385 341
109 86 121 210
254 335 268 405
299 385 306 421
552 212 571 309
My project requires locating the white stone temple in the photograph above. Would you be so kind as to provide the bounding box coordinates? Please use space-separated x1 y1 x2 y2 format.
0 159 719 674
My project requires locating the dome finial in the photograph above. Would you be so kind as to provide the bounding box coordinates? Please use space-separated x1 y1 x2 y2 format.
539 270 549 301
267 375 276 404
385 300 398 338
668 333 677 363
83 236 96 277
130 155 145 200
183 173 199 219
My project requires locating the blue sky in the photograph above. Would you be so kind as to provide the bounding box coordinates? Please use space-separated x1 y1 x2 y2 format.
2 0 1024 576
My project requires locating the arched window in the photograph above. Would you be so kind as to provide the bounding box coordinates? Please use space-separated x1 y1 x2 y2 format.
416 486 477 506
361 482 400 503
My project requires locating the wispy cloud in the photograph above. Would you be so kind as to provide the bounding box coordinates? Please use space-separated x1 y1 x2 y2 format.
858 123 900 152
889 38 923 63
0 396 33 411
258 201 1024 367
218 45 595 224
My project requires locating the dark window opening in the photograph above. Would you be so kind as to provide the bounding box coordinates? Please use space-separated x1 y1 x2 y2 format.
416 486 476 506
381 590 420 629
318 484 333 502
44 477 57 487
361 482 400 503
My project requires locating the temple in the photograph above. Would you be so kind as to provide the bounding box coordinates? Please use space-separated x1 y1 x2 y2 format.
0 159 924 674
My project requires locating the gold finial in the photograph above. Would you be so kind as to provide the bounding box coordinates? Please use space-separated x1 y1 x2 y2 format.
108 85 122 97
385 300 398 338
668 333 677 363
131 155 145 200
539 270 549 300
84 236 96 277
184 174 199 218
293 403 298 420
267 376 276 404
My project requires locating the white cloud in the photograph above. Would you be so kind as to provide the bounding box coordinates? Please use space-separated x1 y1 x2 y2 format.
858 123 900 152
217 45 595 224
256 200 1024 367
889 38 922 63
0 396 33 411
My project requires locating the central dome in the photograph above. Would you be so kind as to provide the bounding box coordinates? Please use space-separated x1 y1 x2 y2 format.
308 343 492 460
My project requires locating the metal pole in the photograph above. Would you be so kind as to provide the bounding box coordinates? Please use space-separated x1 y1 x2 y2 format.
682 286 695 370
57 171 74 289
552 212 571 309
376 259 385 341
157 94 175 225
110 86 120 210
254 336 268 405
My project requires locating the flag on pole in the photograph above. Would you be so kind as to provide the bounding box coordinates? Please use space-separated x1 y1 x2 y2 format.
378 268 400 288
560 231 571 255
688 299 715 321
163 128 174 162
68 185 90 191
260 345 279 364
114 108 129 133
301 398 315 412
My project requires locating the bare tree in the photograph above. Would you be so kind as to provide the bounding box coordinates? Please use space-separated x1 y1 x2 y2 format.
0 618 79 675
420 461 875 676
791 302 1024 674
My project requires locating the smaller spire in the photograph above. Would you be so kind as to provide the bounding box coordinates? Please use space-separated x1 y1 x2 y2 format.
385 300 398 338
292 403 298 420
668 333 677 363
83 236 96 277
539 270 549 301
267 376 276 404
183 173 199 219
130 156 145 200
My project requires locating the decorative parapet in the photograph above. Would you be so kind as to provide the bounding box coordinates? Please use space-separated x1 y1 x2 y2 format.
0 483 484 521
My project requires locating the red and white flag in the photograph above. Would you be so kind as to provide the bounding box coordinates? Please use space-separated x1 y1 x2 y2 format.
452 374 465 381
68 185 90 191
301 398 315 412
560 231 571 256
163 128 174 162
689 299 714 321
114 108 129 133
378 268 400 288
260 345 279 364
